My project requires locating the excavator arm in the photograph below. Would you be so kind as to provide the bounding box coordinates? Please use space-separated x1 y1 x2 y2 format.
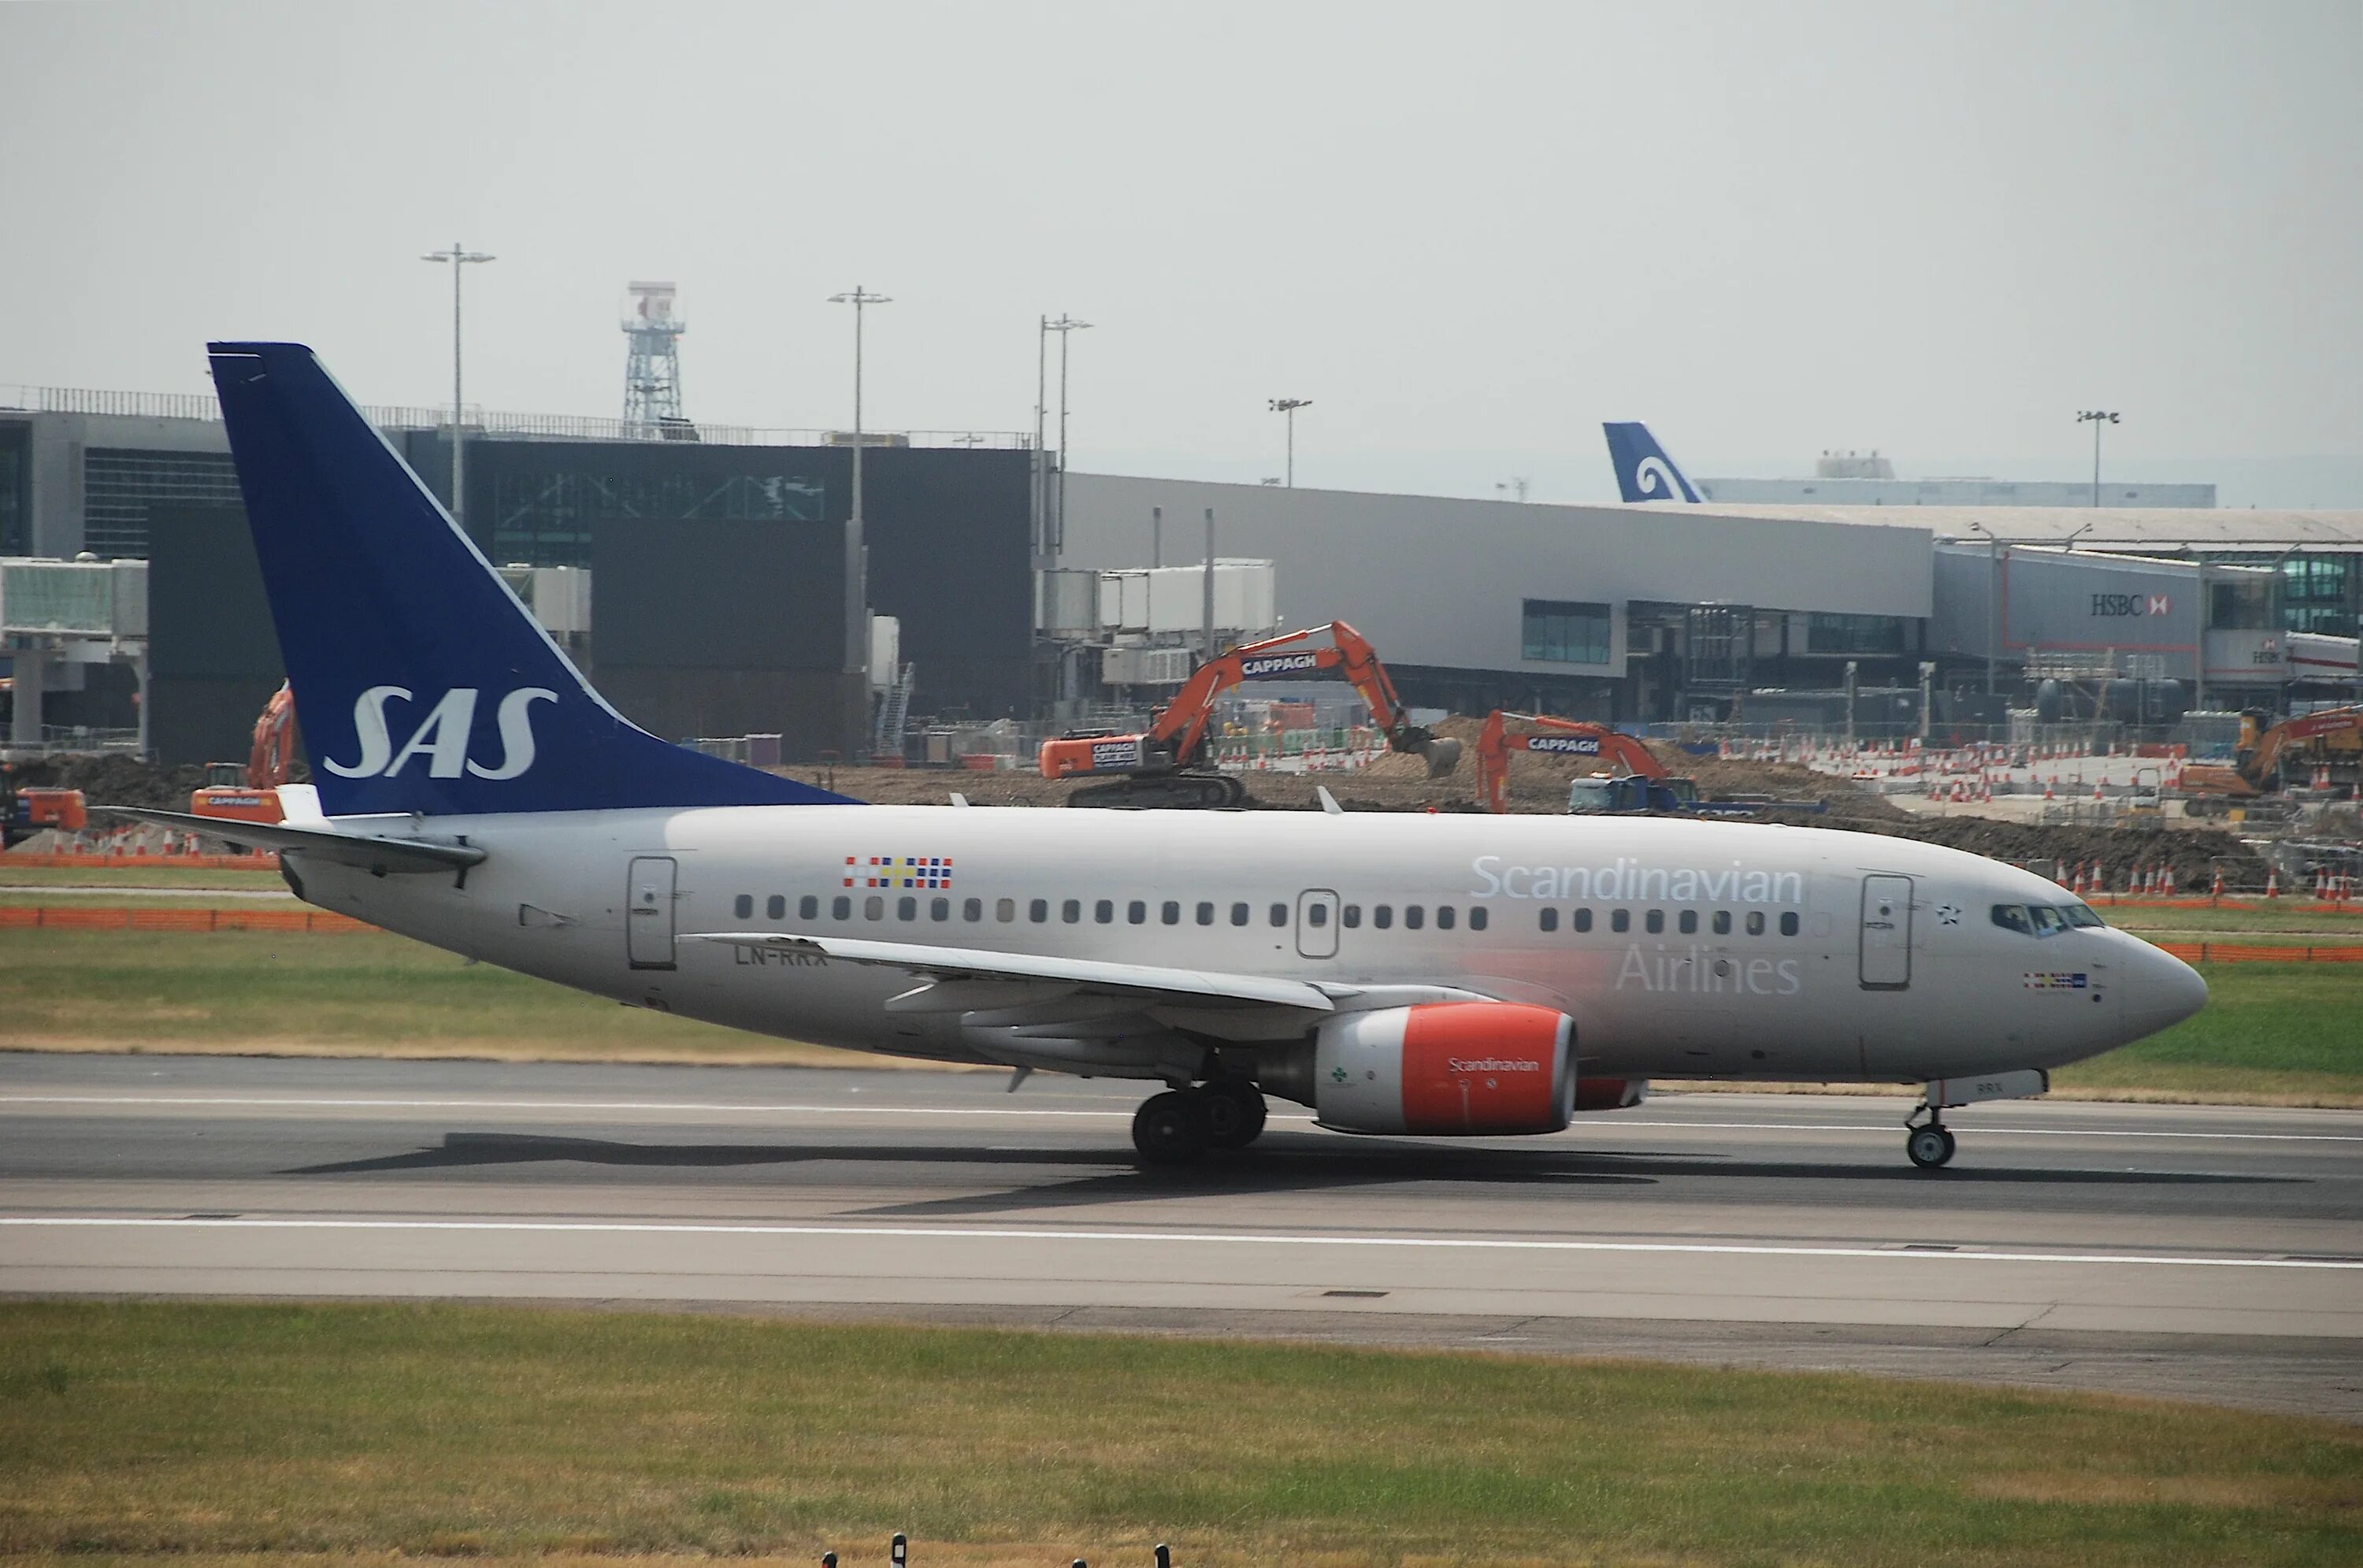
1474 711 1664 814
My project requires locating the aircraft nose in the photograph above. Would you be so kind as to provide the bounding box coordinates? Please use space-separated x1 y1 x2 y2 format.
2122 941 2208 1040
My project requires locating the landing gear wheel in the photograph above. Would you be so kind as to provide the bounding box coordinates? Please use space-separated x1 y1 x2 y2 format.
1133 1090 1213 1166
1197 1081 1269 1149
1906 1123 1957 1170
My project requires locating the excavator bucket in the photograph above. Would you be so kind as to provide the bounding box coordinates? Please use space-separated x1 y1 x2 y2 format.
1419 736 1463 777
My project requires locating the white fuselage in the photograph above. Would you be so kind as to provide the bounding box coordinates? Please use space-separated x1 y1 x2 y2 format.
283 805 2203 1087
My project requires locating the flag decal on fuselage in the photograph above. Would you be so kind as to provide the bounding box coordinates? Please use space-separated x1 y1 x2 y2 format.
845 854 955 889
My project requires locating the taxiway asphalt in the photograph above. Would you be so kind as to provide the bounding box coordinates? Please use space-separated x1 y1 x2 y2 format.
3 1052 2358 1419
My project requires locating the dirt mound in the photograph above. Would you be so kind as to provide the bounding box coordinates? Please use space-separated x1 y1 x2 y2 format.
6 754 211 812
1759 812 2265 890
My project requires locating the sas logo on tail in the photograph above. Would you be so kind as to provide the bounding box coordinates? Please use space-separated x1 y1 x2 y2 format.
322 686 558 780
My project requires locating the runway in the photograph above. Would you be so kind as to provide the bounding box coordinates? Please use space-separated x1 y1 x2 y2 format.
4 1052 2360 1419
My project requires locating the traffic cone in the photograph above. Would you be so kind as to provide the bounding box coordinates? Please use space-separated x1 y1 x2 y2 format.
2094 782 2105 802
2071 865 2085 896
2043 779 2055 801
2266 867 2280 899
2164 866 2176 896
2211 866 2224 899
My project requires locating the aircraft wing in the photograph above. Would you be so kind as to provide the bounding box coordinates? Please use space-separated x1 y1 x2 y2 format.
95 806 486 876
688 931 1338 1014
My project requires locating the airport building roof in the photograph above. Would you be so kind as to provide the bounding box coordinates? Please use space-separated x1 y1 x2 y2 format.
1648 503 2363 550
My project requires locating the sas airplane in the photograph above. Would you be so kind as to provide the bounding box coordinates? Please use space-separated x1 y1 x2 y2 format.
119 344 2207 1170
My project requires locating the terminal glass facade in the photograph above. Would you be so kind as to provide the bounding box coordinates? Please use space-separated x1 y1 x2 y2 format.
2281 554 2354 636
0 425 24 556
1805 612 1910 654
82 449 245 558
488 469 826 567
1522 599 1612 665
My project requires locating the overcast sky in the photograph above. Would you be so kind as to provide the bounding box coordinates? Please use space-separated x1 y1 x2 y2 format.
4 1 2358 502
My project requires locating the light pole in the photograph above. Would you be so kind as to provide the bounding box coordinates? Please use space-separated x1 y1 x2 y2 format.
2076 410 2119 507
1495 477 1530 503
829 287 891 699
421 243 494 527
1045 315 1090 552
828 286 892 533
1269 398 1311 487
1968 521 2000 696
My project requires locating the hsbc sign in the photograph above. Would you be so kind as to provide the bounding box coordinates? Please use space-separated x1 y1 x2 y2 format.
2090 593 2172 618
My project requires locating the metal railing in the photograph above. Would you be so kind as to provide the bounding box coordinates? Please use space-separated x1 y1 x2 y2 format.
0 384 1033 450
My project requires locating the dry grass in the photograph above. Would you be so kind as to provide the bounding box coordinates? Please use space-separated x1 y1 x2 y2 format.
1 1303 2356 1566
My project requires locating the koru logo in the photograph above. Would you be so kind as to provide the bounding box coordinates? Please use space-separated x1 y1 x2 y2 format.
322 686 559 780
1634 456 1687 500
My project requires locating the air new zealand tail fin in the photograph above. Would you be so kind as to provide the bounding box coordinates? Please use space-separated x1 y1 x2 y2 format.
206 342 859 817
1602 421 1703 503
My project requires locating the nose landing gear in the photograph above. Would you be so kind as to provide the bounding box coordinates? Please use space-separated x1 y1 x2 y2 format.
1904 1105 1957 1170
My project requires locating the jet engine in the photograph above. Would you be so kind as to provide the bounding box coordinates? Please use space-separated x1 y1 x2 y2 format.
1263 1001 1575 1136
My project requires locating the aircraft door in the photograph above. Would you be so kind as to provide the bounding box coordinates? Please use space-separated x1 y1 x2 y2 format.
1296 888 1341 959
1859 873 1912 989
627 856 678 970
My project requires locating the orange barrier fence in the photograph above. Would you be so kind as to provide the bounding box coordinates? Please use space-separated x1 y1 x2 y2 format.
2090 895 2363 915
0 906 373 933
2153 940 2363 964
4 853 278 871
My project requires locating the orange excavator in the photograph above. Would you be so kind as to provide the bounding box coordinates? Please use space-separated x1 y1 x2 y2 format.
1040 621 1461 808
2182 704 2362 818
1475 711 1670 814
191 681 300 824
1 762 87 849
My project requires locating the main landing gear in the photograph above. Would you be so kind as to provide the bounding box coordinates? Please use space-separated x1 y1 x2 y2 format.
1904 1105 1957 1170
1132 1080 1268 1166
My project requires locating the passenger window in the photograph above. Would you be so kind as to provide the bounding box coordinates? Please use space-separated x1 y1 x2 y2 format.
1196 901 1215 925
1436 906 1456 930
766 895 786 921
1062 899 1081 924
864 896 885 921
1231 902 1250 926
1574 907 1593 933
1990 904 2033 936
1712 910 1731 936
832 895 851 920
1539 907 1560 932
799 895 819 921
1779 911 1799 936
1746 910 1765 936
1308 903 1329 928
964 898 983 921
1679 910 1697 935
997 898 1017 922
1405 906 1426 931
1122 900 1143 924
1029 898 1049 923
1611 909 1630 933
930 897 950 921
733 894 753 919
898 896 918 921
1095 899 1115 924
1374 904 1393 929
1162 900 1181 925
2030 906 2066 936
1468 906 1488 932
1270 903 1288 927
1343 904 1362 929
1645 909 1664 934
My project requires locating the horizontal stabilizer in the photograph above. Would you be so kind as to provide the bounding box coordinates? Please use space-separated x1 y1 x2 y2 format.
98 806 485 876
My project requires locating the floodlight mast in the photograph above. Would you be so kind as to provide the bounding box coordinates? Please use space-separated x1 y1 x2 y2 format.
1269 398 1312 487
2076 410 2120 507
421 243 495 527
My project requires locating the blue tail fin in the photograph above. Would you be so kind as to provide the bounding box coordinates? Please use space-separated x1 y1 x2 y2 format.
1602 421 1703 503
206 342 859 817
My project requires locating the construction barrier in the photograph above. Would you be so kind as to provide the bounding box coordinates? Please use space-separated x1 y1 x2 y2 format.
0 906 373 933
2087 895 2363 916
2153 941 2363 964
4 852 276 871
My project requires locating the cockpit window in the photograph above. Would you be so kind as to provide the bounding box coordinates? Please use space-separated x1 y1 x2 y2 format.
1990 904 2033 936
2028 906 2066 936
1994 902 2100 936
2061 903 2105 929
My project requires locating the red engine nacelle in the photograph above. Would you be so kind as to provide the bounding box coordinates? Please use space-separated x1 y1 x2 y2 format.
1311 1001 1575 1135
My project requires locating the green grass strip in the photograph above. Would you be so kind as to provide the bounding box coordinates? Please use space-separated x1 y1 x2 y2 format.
0 1303 2356 1566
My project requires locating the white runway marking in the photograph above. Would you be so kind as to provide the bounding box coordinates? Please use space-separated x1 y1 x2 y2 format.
2 1094 2358 1143
6 1215 2360 1270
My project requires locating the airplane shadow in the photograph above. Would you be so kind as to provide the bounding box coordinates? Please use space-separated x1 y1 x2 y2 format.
277 1129 2296 1220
